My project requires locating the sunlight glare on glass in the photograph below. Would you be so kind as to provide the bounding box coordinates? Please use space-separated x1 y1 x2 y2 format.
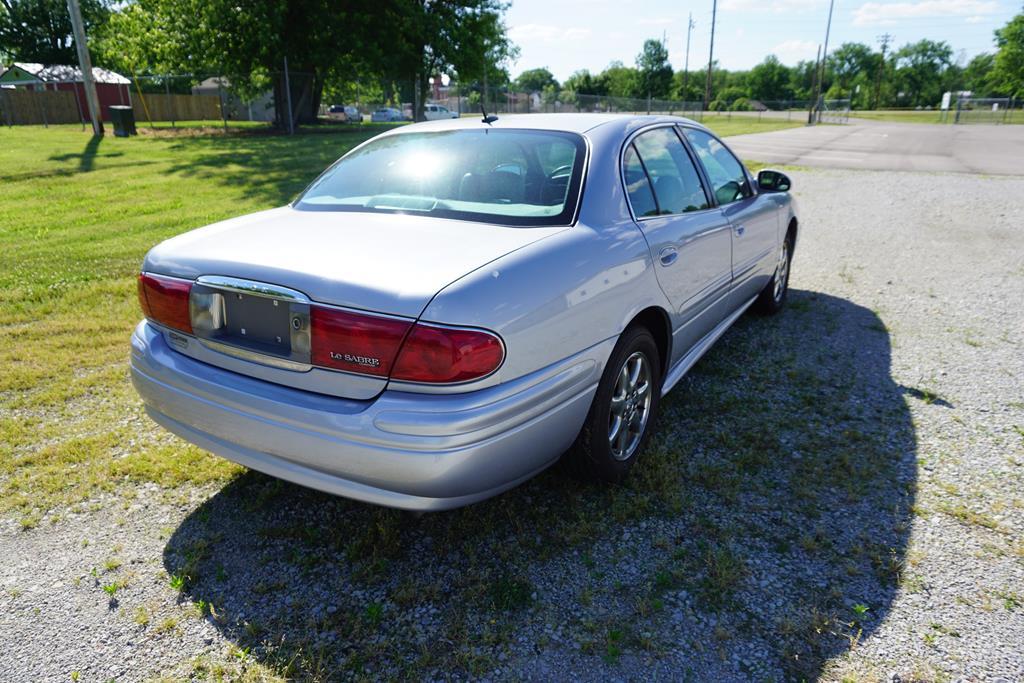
395 150 447 179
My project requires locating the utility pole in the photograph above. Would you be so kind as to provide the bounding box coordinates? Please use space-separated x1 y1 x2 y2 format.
683 13 695 108
873 33 892 110
704 0 717 111
66 0 103 136
808 44 821 124
811 0 835 124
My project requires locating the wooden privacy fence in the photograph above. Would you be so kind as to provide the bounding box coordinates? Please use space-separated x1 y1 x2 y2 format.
0 89 81 125
0 90 224 125
132 93 222 122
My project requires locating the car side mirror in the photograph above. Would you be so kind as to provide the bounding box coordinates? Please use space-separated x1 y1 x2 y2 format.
757 169 792 192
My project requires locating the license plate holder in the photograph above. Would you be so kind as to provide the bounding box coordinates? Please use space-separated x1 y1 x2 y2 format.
189 276 311 368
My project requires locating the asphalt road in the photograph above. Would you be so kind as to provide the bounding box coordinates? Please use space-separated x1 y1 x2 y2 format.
727 118 1024 175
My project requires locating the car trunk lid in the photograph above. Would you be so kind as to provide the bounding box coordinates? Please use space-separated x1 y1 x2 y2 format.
142 207 565 398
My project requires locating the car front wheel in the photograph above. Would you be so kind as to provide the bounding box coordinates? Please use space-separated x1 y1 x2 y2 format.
753 233 793 315
566 326 662 482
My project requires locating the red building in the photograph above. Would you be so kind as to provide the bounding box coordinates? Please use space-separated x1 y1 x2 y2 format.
0 62 131 122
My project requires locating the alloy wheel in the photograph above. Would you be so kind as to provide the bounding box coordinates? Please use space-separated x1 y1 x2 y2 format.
608 351 653 461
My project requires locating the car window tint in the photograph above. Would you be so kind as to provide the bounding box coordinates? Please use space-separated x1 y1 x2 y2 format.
682 128 751 206
623 144 658 218
296 130 586 226
632 128 709 215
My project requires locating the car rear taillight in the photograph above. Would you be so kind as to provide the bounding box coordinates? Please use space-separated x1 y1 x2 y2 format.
390 324 504 383
309 306 504 384
138 273 192 333
310 306 412 377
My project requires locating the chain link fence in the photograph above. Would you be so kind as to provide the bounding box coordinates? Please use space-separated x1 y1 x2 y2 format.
9 72 1018 130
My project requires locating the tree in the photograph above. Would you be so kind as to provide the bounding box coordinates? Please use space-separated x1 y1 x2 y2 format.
789 59 819 101
992 12 1024 97
0 0 109 64
671 70 702 103
963 53 997 96
635 38 672 99
598 60 638 98
390 0 513 122
893 39 953 106
95 0 512 126
563 69 604 95
827 42 875 99
95 0 386 127
747 55 792 102
514 67 557 92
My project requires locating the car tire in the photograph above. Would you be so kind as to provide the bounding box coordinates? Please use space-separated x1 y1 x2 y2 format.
565 326 662 483
753 231 793 315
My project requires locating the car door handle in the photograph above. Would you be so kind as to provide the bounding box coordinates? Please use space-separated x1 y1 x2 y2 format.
734 224 745 236
659 247 678 266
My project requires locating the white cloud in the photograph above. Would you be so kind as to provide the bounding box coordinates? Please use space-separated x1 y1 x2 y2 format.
851 0 999 26
771 39 820 61
720 0 819 13
508 24 592 44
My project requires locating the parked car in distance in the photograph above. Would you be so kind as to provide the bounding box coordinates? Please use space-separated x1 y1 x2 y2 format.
424 103 459 120
327 104 361 123
370 107 404 122
131 114 798 511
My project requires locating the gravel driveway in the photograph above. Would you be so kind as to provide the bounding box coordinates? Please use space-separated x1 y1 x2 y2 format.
2 167 1022 682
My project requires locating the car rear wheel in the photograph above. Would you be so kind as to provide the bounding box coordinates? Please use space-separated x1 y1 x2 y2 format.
565 326 662 482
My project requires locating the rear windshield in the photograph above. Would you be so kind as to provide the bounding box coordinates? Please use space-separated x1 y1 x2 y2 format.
295 129 587 226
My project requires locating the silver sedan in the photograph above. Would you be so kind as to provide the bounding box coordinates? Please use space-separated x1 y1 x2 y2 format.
131 114 799 510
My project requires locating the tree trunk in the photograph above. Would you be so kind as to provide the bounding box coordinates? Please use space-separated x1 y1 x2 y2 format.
273 69 322 129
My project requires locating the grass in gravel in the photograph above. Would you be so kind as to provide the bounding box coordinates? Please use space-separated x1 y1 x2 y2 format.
157 291 917 680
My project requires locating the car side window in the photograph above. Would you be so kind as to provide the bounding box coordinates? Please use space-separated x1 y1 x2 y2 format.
623 144 659 218
631 128 710 215
682 128 752 206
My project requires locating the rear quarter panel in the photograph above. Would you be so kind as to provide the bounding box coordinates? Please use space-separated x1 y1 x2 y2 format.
408 123 673 393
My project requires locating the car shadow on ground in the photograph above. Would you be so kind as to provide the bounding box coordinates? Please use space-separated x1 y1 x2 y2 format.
164 289 916 680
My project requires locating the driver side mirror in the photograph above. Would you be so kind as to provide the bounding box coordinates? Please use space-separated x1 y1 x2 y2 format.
757 169 792 193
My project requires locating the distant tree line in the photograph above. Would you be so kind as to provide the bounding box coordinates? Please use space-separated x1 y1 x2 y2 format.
0 0 516 127
516 15 1023 110
1 0 1021 124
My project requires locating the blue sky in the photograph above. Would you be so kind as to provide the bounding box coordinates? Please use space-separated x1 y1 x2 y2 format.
504 0 1021 80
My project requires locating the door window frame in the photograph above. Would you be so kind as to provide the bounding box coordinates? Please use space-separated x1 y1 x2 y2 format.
619 123 716 223
676 124 759 204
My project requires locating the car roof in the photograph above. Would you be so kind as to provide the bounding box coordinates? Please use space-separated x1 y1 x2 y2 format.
388 113 709 136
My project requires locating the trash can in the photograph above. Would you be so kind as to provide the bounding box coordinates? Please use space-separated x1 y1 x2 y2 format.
108 105 137 137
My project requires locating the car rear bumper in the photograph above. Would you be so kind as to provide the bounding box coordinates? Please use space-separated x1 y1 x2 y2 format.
130 321 606 510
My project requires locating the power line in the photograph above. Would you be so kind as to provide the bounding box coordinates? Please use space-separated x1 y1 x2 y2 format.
683 13 696 100
705 0 717 108
873 33 892 109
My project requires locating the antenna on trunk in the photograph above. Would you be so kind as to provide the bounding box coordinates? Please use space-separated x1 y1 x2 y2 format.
480 105 498 125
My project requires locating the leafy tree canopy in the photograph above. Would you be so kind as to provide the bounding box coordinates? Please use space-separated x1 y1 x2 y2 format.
992 12 1024 96
635 38 672 99
0 0 109 64
513 66 557 92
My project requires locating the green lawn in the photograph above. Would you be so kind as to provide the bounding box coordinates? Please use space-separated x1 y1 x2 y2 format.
850 109 1022 124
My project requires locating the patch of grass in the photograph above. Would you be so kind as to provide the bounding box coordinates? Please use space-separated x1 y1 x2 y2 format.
0 124 383 516
154 616 179 634
488 575 533 610
134 605 151 627
937 503 1000 530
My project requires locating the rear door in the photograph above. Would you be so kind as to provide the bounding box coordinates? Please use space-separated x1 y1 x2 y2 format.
681 127 779 308
624 126 734 364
